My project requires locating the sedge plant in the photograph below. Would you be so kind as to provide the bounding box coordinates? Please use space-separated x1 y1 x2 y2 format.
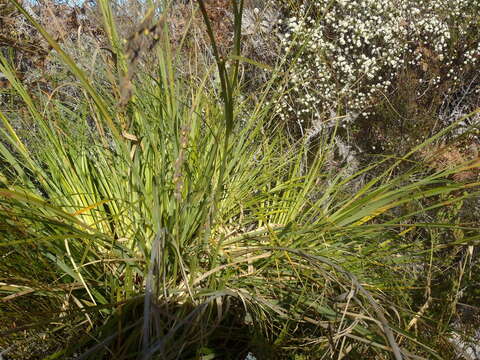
0 0 479 359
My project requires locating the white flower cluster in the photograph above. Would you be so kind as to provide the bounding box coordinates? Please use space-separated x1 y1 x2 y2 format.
276 0 480 127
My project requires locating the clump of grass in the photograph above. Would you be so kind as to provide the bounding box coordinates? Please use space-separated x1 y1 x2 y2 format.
0 0 479 359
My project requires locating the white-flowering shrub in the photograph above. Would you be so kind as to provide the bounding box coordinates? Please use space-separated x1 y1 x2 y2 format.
277 0 480 130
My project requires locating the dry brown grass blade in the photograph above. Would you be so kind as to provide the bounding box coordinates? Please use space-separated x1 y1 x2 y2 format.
267 247 404 360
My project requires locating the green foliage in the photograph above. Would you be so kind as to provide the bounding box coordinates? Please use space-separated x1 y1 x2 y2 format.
0 1 479 359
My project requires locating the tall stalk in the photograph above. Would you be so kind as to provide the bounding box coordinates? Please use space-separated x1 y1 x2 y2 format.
196 0 243 182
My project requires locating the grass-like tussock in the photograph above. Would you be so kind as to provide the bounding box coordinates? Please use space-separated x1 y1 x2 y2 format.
1 1 479 359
